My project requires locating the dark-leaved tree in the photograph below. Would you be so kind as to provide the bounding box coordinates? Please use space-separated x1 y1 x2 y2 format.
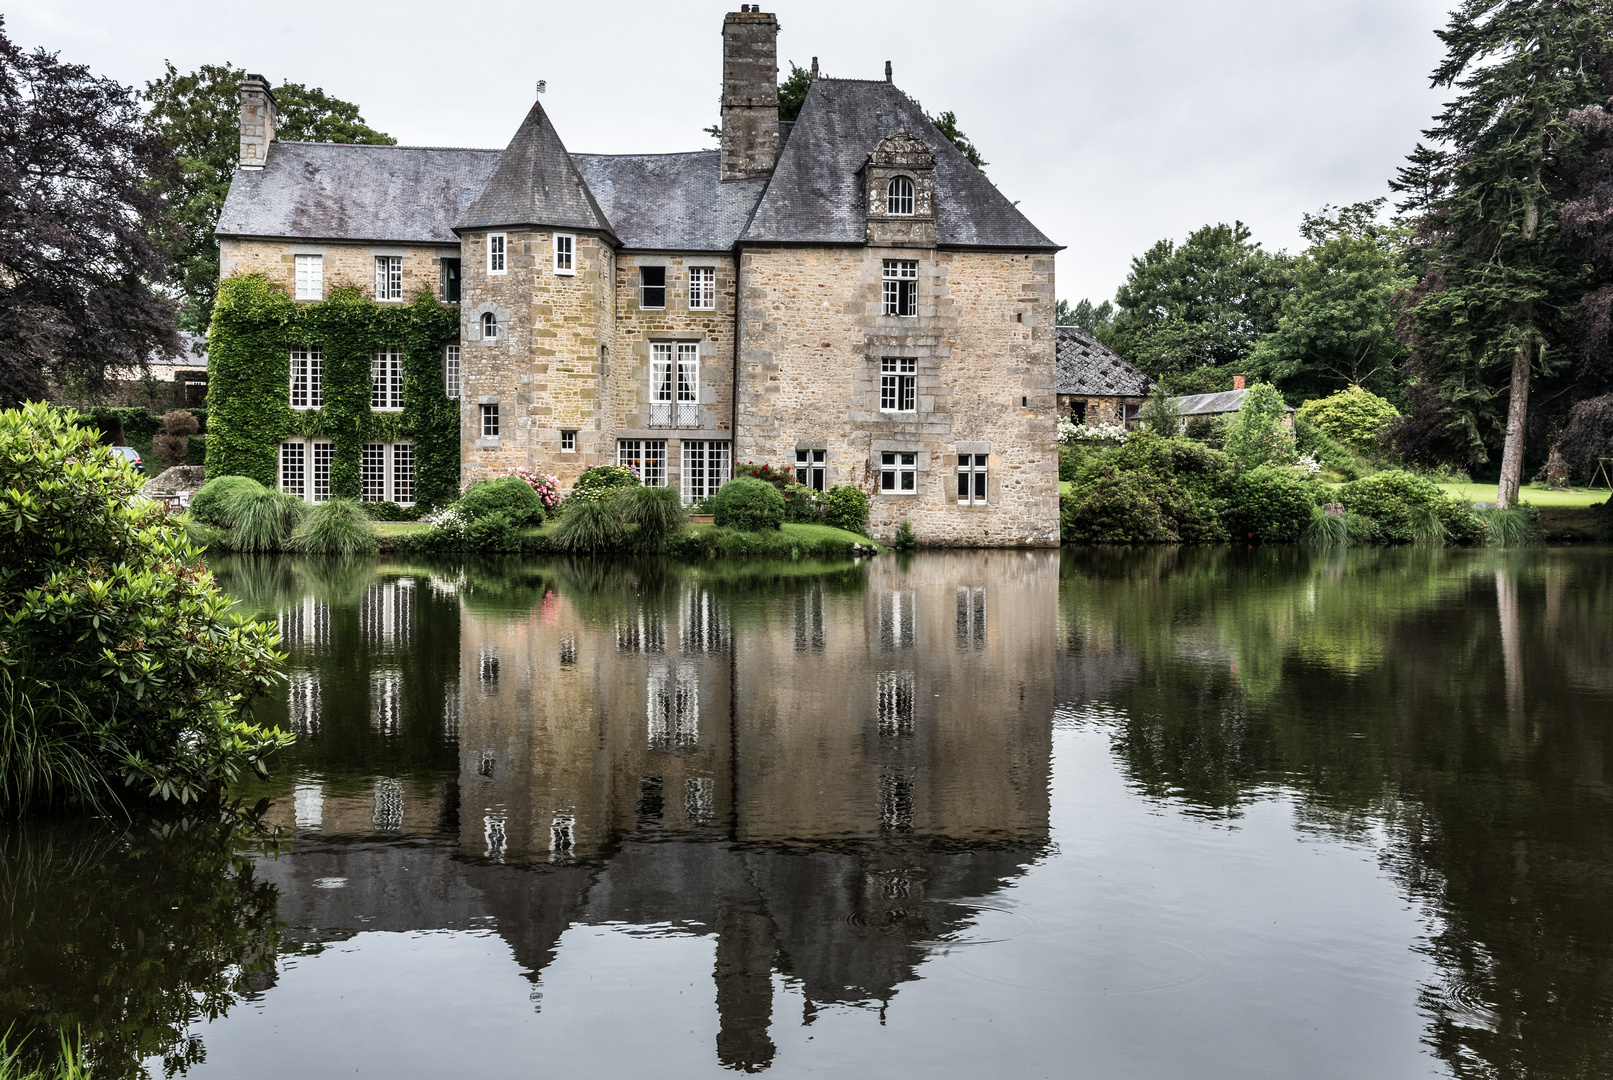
143 62 395 333
0 19 181 406
1056 298 1115 331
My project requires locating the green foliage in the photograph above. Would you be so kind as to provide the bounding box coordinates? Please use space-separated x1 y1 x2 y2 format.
613 486 688 550
1301 505 1352 547
1222 382 1296 471
0 404 291 811
362 501 422 522
554 499 626 554
712 477 786 532
189 474 263 526
1061 435 1234 544
821 484 871 536
734 460 793 490
568 464 640 504
1338 470 1482 546
220 485 305 552
1160 367 1232 398
290 498 378 555
1062 464 1174 543
459 477 546 528
1 667 119 816
893 520 918 551
1058 445 1084 482
0 1028 91 1080
1225 466 1318 543
465 512 524 553
1478 505 1543 548
1293 416 1361 479
1056 299 1115 331
1138 383 1182 437
780 483 826 524
778 61 813 122
1295 385 1400 455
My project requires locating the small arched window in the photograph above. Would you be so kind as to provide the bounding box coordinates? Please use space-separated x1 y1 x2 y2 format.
886 176 915 216
481 312 499 341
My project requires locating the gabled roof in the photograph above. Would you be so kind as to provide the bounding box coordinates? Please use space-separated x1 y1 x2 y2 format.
216 143 500 244
1056 327 1150 397
741 79 1059 250
572 152 766 252
1169 387 1294 416
455 101 615 240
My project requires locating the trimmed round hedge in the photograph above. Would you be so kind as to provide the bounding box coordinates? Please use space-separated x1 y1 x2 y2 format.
459 476 546 528
711 476 785 532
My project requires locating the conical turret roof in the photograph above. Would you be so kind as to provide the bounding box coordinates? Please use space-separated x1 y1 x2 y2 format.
456 100 615 240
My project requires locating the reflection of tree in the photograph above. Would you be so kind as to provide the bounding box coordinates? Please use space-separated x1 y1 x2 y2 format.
0 812 283 1078
1059 548 1613 1075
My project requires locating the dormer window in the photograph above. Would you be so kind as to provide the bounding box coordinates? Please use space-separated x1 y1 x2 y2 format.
481 312 499 340
887 176 915 216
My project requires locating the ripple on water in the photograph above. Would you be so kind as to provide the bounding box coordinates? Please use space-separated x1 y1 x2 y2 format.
951 928 1218 997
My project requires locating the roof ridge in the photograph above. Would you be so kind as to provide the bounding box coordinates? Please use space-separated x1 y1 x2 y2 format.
571 149 719 159
273 141 501 152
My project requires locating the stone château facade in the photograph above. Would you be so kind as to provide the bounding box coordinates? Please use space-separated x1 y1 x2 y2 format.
215 7 1062 545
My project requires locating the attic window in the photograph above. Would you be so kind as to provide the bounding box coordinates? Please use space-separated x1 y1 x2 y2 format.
887 176 915 216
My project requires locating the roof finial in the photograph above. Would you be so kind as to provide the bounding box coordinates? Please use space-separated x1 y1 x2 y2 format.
885 60 892 83
535 79 547 97
810 56 819 80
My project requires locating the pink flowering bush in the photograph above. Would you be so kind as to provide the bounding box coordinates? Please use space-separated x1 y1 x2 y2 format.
505 468 563 512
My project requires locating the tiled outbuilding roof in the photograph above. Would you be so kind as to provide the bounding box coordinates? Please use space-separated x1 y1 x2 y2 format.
1169 388 1294 416
1056 327 1151 397
456 102 614 239
572 152 766 252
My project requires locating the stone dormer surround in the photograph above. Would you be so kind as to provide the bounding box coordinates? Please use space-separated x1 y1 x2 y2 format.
863 132 937 248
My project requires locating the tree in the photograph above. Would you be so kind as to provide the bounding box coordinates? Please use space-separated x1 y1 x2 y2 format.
0 20 181 406
1056 298 1114 330
1248 200 1414 401
1393 1 1613 508
1104 222 1292 379
905 97 987 170
1222 382 1296 472
1295 385 1401 455
778 61 812 121
142 63 394 333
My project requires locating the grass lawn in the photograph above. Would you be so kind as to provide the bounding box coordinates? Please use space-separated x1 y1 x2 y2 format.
687 521 875 547
1438 482 1610 508
374 521 430 536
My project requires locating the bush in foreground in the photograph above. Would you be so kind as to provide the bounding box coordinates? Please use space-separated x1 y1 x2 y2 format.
614 485 688 550
1338 470 1481 545
568 465 639 504
711 477 785 532
221 484 306 552
292 498 379 555
555 499 626 553
460 476 547 527
821 484 870 535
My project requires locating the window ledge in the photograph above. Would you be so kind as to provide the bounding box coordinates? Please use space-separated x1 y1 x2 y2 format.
371 407 404 413
477 437 500 448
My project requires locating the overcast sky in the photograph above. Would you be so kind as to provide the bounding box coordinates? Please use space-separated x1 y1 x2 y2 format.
14 0 1454 305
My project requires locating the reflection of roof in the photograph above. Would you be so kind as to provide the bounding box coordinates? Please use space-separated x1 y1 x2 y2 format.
1055 326 1150 396
1169 388 1294 416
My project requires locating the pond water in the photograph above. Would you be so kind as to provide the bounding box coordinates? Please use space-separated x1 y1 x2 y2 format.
3 548 1612 1078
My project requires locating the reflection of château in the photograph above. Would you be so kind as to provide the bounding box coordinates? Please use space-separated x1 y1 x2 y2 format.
247 554 1054 1071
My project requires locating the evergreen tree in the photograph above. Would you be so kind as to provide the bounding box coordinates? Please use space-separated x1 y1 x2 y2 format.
1056 298 1114 331
778 61 812 122
1394 0 1613 507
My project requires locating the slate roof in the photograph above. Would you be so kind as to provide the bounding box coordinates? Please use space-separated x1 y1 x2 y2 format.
572 152 766 251
1055 327 1150 397
741 79 1059 250
216 143 500 243
456 102 614 239
1169 387 1294 416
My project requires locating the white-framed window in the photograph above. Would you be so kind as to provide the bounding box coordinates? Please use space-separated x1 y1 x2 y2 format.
311 441 333 502
640 266 666 309
375 256 402 301
295 254 323 300
561 430 576 452
882 259 917 317
877 670 916 736
689 266 716 310
886 176 915 216
481 312 499 341
444 344 461 398
290 345 322 409
487 233 506 274
371 348 402 410
392 444 414 504
649 342 699 427
349 441 415 505
554 233 575 275
361 443 386 501
880 358 917 413
880 451 918 493
280 441 306 497
480 403 499 437
957 453 988 505
796 448 825 490
618 439 668 487
681 440 730 503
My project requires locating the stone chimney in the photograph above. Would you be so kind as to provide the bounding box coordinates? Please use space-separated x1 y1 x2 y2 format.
1232 374 1247 390
720 8 780 181
238 74 277 171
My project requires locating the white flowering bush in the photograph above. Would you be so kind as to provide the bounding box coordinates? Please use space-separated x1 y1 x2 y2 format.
1295 453 1323 476
1059 419 1129 445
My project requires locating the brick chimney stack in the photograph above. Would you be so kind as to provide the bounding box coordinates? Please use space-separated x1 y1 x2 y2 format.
238 74 277 171
1232 374 1246 390
720 8 780 181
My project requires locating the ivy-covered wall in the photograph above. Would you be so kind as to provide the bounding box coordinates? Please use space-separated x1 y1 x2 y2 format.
206 275 460 507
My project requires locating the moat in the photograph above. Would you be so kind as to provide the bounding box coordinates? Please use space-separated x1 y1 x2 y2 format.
3 548 1611 1078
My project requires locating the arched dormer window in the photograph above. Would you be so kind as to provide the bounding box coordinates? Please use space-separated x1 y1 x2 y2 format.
481 312 499 341
886 176 915 216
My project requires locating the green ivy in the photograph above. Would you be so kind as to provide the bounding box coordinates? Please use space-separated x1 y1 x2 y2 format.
206 276 460 506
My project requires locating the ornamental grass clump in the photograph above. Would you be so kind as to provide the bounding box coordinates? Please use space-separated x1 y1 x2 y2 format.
189 474 265 526
555 498 627 553
613 485 687 550
291 498 379 555
1479 505 1541 548
1301 505 1352 547
222 484 306 552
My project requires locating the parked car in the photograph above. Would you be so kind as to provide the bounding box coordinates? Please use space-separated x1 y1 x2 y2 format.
110 446 145 474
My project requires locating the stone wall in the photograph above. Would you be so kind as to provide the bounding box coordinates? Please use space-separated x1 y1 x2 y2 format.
1058 393 1144 426
736 246 1058 546
219 238 455 305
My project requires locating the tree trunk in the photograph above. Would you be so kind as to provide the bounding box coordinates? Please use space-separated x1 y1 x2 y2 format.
1496 334 1533 509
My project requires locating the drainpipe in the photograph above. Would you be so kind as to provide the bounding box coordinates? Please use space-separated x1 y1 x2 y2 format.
731 247 743 459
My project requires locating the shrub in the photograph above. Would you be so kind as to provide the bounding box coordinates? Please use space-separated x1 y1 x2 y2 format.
1338 469 1480 545
1058 445 1082 482
734 460 793 491
1295 385 1399 455
893 520 917 551
153 409 200 469
362 501 422 522
504 468 563 513
460 476 546 527
568 464 640 504
0 403 291 811
1062 464 1175 543
1294 416 1360 480
1222 382 1296 472
1060 434 1233 543
712 476 786 532
1138 384 1183 437
222 485 306 552
1225 465 1317 543
613 485 688 549
554 499 625 553
781 482 826 523
466 510 524 553
292 498 378 555
821 484 870 535
190 474 264 526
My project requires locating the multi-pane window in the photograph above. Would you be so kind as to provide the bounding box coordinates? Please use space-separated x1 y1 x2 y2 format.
880 357 917 413
440 258 461 302
295 254 323 300
880 451 918 493
371 348 402 410
279 442 306 496
618 439 667 487
649 342 699 427
561 430 576 452
877 671 916 737
689 266 716 310
681 440 730 502
640 266 666 308
956 586 986 649
481 312 499 341
290 345 322 409
374 256 402 301
882 259 917 317
311 441 333 503
480 403 499 437
487 233 506 274
879 590 917 649
554 233 575 274
957 454 989 504
444 345 461 398
796 448 826 490
361 443 386 501
333 442 413 505
887 176 915 216
392 444 414 504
